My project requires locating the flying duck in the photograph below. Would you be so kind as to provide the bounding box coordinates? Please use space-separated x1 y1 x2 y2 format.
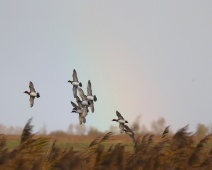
70 101 87 124
87 80 97 113
71 101 82 114
112 111 128 124
71 101 88 117
68 69 82 97
124 125 135 143
112 111 128 133
24 81 40 107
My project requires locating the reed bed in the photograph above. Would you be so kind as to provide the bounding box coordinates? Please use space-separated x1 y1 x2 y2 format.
1 119 212 170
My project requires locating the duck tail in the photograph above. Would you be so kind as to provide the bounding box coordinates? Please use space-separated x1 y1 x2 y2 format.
94 95 97 102
79 82 82 87
36 92 40 98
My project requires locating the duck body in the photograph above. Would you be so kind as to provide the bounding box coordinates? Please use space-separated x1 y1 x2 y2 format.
68 81 82 87
68 69 82 97
87 95 94 101
87 95 97 102
82 100 90 106
24 91 40 98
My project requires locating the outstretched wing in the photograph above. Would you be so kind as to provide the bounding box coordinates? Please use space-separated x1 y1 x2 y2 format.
83 117 86 123
29 96 35 107
79 115 84 125
72 69 78 82
89 101 94 113
29 81 36 92
119 123 124 134
87 80 92 96
75 96 83 108
116 111 124 120
78 87 86 100
81 106 88 117
71 101 78 108
72 85 77 97
124 125 134 134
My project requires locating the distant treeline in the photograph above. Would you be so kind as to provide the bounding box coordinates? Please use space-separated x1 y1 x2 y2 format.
0 116 211 137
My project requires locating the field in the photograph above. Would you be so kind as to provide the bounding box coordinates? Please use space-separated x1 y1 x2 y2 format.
5 134 135 151
1 120 212 170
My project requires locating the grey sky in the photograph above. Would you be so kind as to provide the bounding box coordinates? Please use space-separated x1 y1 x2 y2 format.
0 1 212 133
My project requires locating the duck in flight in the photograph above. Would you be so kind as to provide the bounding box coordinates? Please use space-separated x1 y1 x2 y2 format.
87 80 97 113
112 111 128 133
68 69 82 98
24 81 40 107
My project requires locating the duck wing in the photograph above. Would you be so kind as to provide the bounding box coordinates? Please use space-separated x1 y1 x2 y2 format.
78 87 86 100
83 117 86 123
116 111 124 120
89 101 94 113
87 80 92 96
73 85 77 97
29 81 36 92
71 101 78 109
72 69 78 82
124 125 134 134
79 115 84 124
75 96 83 108
119 123 124 134
29 96 35 107
81 106 88 117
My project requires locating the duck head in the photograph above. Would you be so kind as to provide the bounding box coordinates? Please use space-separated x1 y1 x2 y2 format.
125 120 128 123
79 82 82 87
23 91 30 95
112 119 118 122
68 80 73 83
36 92 40 98
94 95 97 102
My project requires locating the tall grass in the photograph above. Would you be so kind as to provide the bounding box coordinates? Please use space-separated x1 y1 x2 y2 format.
0 119 212 170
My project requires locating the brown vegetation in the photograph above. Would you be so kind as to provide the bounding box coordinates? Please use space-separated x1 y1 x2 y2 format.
1 119 212 169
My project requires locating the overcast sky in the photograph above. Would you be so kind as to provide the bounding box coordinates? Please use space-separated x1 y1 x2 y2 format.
0 1 212 133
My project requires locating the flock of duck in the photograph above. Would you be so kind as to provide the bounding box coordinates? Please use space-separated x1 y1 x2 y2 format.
23 69 135 143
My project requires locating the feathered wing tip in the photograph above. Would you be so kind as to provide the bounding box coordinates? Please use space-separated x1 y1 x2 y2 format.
79 82 82 87
21 117 33 144
36 92 40 98
83 117 86 123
